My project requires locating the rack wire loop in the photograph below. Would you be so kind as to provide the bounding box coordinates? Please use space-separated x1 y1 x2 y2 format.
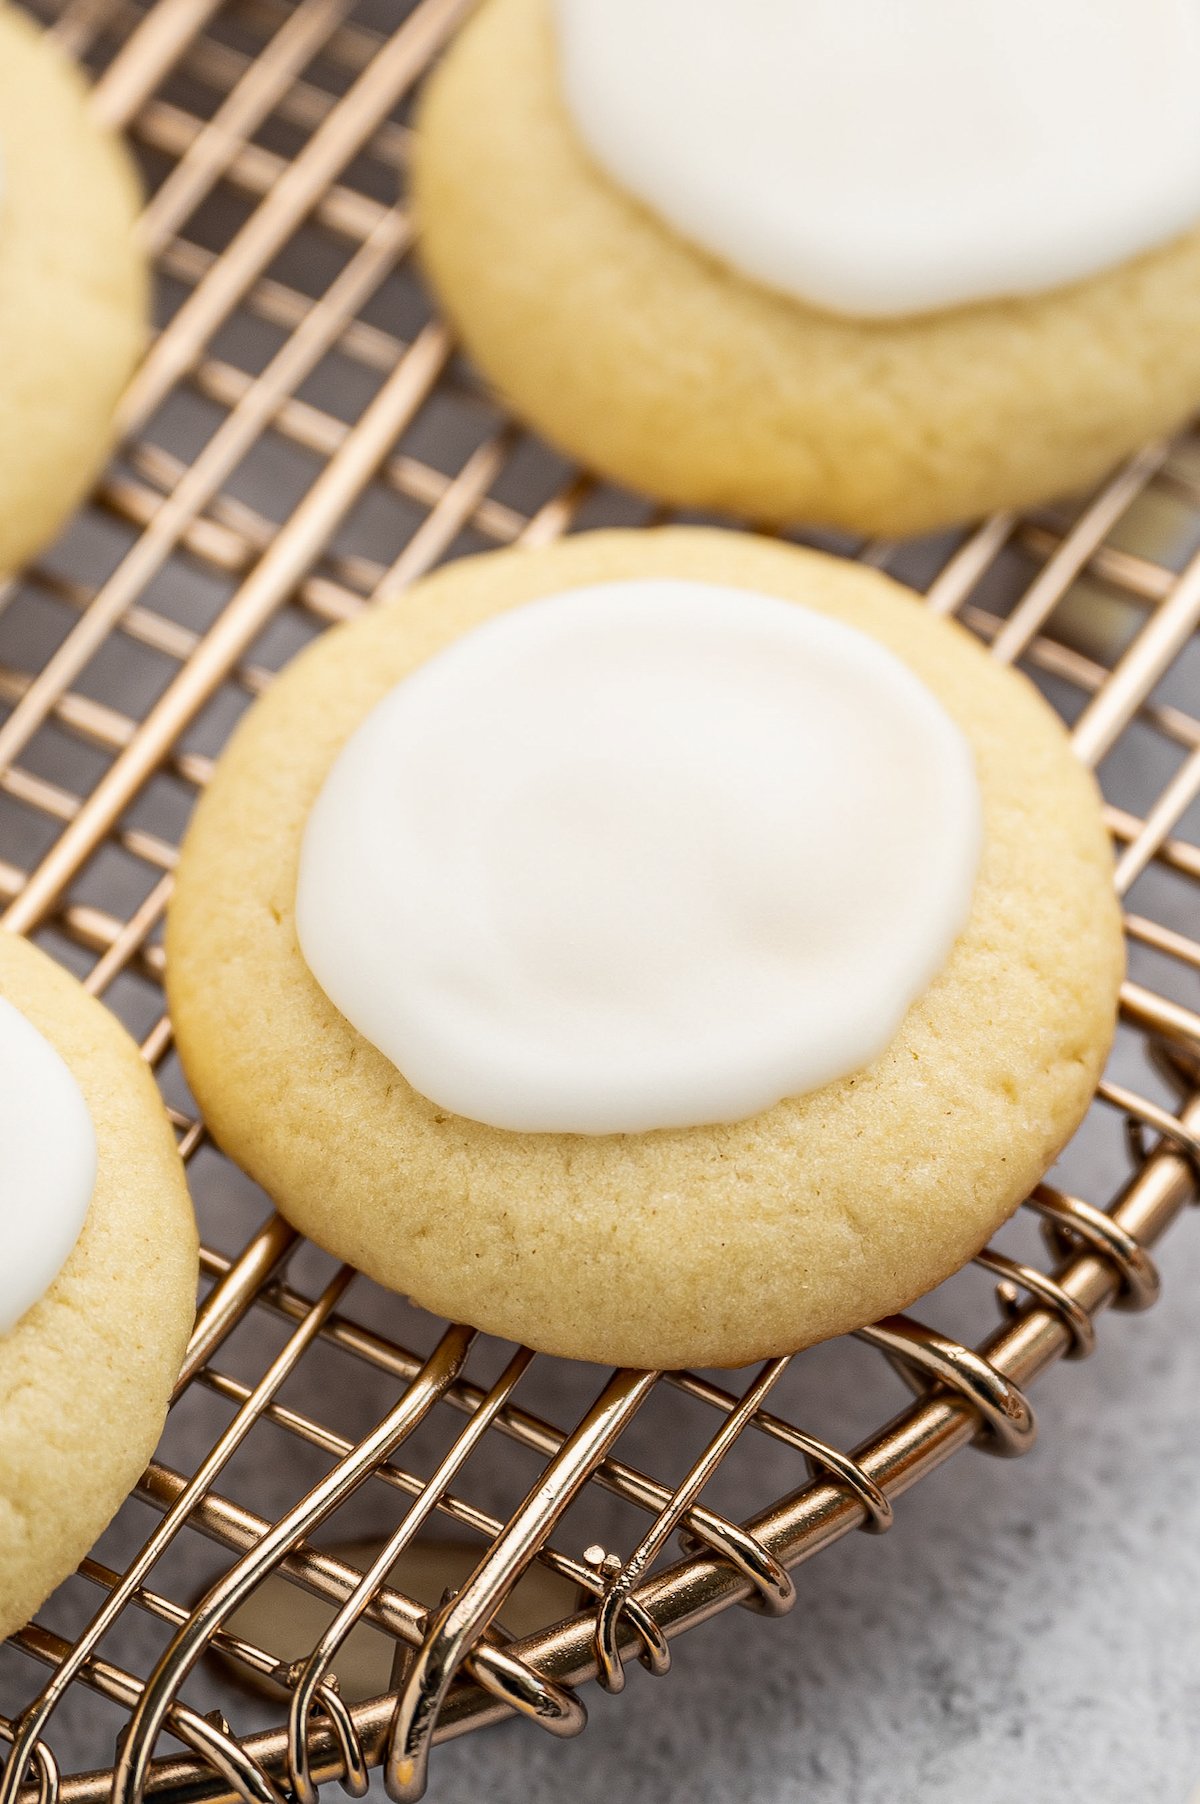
973 1247 1098 1359
1030 1187 1162 1313
384 1367 659 1801
856 1319 1038 1456
591 1360 796 1696
577 1550 671 1676
112 1326 475 1804
284 1345 537 1804
0 1727 57 1804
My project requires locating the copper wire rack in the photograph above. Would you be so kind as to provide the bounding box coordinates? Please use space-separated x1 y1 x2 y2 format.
0 1 1198 1799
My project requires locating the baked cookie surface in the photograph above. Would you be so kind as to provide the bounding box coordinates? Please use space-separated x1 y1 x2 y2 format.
166 528 1123 1370
414 0 1200 536
0 4 147 573
0 932 197 1641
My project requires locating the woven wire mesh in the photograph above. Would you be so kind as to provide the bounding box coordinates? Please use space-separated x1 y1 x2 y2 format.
0 0 1198 1799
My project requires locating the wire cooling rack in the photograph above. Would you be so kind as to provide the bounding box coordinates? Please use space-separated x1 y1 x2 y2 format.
0 1 1198 1799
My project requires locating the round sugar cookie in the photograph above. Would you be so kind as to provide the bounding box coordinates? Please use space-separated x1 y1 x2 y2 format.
413 0 1200 537
0 5 147 573
165 528 1123 1370
0 932 197 1641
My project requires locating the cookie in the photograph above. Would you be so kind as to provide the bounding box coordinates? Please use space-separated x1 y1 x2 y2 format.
0 5 147 573
413 0 1200 536
165 528 1123 1370
0 931 197 1641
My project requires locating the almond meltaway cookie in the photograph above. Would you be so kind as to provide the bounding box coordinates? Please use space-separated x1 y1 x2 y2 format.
165 529 1123 1369
414 0 1200 535
0 932 197 1640
0 4 147 572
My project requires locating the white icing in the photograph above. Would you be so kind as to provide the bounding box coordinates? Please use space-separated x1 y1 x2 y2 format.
0 998 97 1334
556 0 1200 318
296 581 981 1135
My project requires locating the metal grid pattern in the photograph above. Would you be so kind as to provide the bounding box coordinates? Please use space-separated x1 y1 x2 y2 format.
0 1 1198 1799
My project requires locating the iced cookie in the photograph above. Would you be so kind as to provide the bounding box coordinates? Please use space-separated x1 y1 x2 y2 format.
0 4 147 573
0 931 197 1641
165 528 1123 1369
414 0 1200 535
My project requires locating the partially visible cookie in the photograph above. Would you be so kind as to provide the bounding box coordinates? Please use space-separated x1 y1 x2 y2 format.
165 527 1123 1370
414 0 1200 535
0 932 197 1642
0 5 147 573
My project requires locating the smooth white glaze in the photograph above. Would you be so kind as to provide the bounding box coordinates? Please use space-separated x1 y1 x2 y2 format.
0 998 97 1334
556 0 1200 318
296 581 981 1135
